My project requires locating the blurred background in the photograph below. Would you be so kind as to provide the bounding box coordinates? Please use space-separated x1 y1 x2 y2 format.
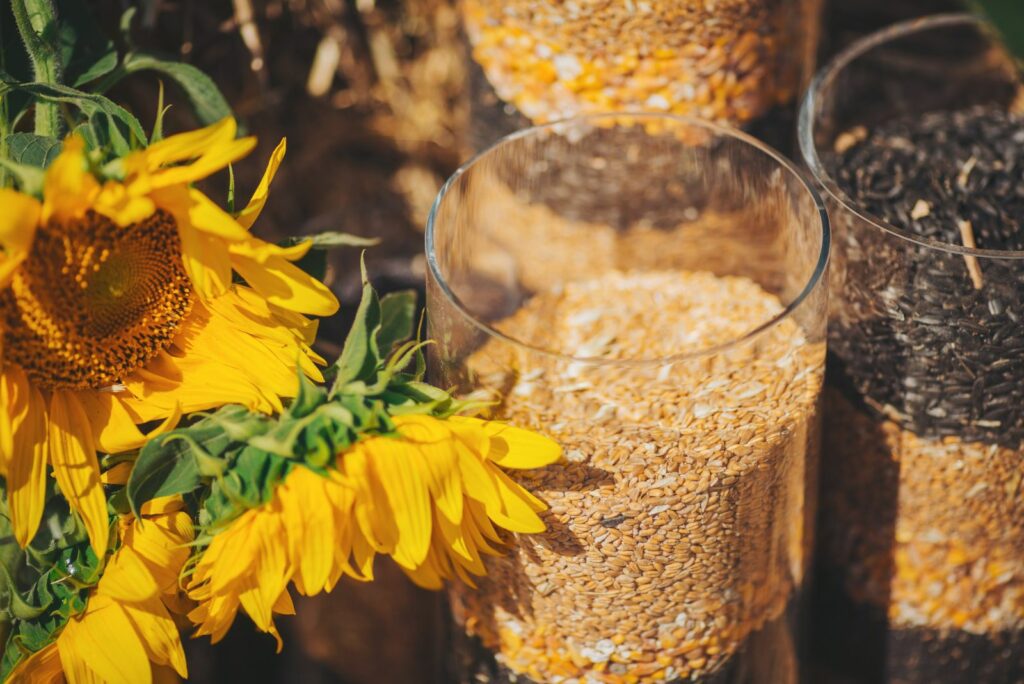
61 0 961 681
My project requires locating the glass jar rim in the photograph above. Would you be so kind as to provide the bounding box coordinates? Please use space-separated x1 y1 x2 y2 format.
425 112 830 366
798 12 1024 261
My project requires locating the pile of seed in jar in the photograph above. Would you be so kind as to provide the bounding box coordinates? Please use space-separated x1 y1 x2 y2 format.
815 104 1024 682
450 269 824 684
461 0 820 127
817 390 1024 683
828 106 1024 445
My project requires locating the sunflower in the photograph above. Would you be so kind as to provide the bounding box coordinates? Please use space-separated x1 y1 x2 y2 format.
6 497 195 684
186 414 561 644
343 415 562 590
0 118 338 557
187 464 370 650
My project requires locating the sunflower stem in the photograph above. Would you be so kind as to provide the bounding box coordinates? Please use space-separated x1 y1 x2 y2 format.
10 0 63 139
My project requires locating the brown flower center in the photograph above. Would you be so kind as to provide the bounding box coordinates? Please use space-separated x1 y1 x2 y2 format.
1 210 193 390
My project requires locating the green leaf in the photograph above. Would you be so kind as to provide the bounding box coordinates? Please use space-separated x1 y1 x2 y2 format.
4 132 61 167
126 431 208 515
106 487 131 516
55 0 118 86
378 290 417 354
118 52 231 126
330 260 382 395
0 76 146 155
289 370 326 419
281 232 380 282
72 50 117 87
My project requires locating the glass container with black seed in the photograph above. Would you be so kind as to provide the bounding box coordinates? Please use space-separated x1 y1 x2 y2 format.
799 13 1024 684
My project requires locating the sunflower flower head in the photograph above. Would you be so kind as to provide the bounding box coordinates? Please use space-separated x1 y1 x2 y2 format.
123 277 561 648
183 414 560 647
2 497 194 684
344 414 561 590
0 119 338 557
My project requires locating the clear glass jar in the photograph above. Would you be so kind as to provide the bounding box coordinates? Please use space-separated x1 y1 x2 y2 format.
427 114 829 684
799 14 1024 683
460 0 823 151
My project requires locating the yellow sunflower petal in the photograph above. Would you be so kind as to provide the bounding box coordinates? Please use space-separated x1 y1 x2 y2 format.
419 440 465 526
196 512 261 593
243 512 291 628
136 117 237 171
236 138 286 230
8 375 48 547
176 187 251 240
370 438 433 569
229 237 312 264
0 190 41 286
100 461 134 485
49 391 109 555
6 643 64 684
147 137 256 189
139 495 187 517
435 508 481 569
124 349 278 419
154 665 185 684
160 191 233 299
123 598 189 678
0 364 29 473
230 252 339 316
401 556 445 590
350 525 377 581
76 391 181 454
465 497 505 549
454 439 502 514
125 300 305 417
98 545 161 602
59 594 152 684
460 504 503 562
487 464 547 533
42 134 100 223
472 419 563 469
60 656 104 684
189 593 240 645
93 180 157 227
395 416 464 525
127 509 194 592
273 588 296 615
280 467 335 596
342 445 399 552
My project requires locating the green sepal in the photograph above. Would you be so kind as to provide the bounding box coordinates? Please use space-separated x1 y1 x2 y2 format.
0 75 146 155
330 256 383 395
378 290 418 355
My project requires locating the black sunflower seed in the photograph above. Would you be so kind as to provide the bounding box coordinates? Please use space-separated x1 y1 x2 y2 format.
826 105 1024 446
